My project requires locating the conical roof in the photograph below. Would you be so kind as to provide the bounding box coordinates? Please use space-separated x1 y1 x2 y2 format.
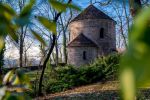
67 34 98 47
71 5 115 22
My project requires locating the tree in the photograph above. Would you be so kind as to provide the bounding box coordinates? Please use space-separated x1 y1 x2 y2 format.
37 0 81 95
93 0 130 48
0 1 46 99
59 10 73 63
120 0 150 100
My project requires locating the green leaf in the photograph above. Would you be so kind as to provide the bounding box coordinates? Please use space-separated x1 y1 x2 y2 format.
38 16 57 34
0 37 4 51
31 30 46 46
17 0 35 26
11 75 20 85
20 0 35 17
48 0 67 12
48 0 80 12
120 7 150 100
0 4 16 16
67 4 81 11
7 25 18 42
120 67 136 100
3 70 15 85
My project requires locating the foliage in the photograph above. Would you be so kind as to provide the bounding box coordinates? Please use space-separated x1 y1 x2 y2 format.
0 0 81 98
0 69 31 100
0 0 44 99
120 6 150 100
0 1 34 99
49 0 80 12
37 0 80 95
45 54 120 93
0 0 46 51
0 44 5 68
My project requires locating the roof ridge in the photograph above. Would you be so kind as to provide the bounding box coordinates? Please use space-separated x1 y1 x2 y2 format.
71 4 115 22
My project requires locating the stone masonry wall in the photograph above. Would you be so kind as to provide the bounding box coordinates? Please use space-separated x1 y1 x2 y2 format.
67 47 98 66
69 19 116 56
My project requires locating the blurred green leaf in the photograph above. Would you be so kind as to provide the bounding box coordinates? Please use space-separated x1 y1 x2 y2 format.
20 0 35 17
15 69 31 89
0 4 16 16
67 4 81 11
16 0 35 26
12 75 20 85
31 30 46 46
6 94 25 100
48 0 80 12
0 3 19 48
3 70 15 85
38 16 57 34
0 37 4 51
48 0 67 12
17 69 30 83
7 25 18 42
120 67 136 100
120 7 150 100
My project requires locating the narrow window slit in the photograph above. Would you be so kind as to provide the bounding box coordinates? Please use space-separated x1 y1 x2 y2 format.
83 51 86 60
100 28 104 38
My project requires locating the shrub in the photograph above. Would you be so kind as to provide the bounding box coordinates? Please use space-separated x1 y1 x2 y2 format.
92 54 120 80
44 53 120 93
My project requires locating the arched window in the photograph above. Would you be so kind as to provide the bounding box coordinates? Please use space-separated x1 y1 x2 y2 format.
83 51 87 60
100 28 104 38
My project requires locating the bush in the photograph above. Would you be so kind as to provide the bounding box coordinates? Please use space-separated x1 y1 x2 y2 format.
44 53 120 93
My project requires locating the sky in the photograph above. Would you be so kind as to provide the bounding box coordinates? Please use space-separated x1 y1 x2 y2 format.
4 0 127 67
5 0 93 59
73 0 91 8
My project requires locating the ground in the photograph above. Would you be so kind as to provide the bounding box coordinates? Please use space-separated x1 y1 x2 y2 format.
35 81 120 100
34 81 150 100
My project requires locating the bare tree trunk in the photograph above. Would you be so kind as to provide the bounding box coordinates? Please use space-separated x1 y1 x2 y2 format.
19 27 24 67
55 39 59 66
38 35 56 95
123 0 130 31
24 50 27 67
38 0 72 95
59 47 62 63
62 31 67 63
120 21 128 48
19 0 26 68
60 11 73 64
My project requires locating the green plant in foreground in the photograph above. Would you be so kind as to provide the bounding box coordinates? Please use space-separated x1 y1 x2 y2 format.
0 0 44 99
0 0 81 98
120 6 150 100
0 0 46 52
0 69 31 100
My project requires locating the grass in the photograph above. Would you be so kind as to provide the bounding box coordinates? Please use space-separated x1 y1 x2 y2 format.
25 66 52 81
